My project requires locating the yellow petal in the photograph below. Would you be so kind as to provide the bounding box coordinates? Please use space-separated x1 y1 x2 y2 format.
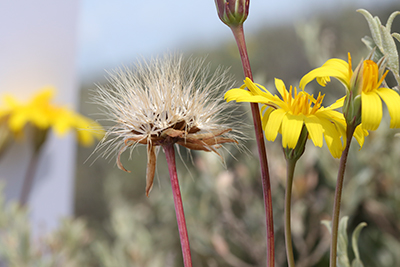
3 95 19 108
304 115 323 147
71 113 104 146
244 78 274 99
53 117 71 136
353 124 369 148
261 105 274 130
318 118 344 158
265 109 286 142
8 112 28 132
32 88 55 104
361 91 382 130
375 87 400 128
274 78 286 97
30 109 50 129
316 109 344 122
299 58 351 90
321 58 349 71
76 130 94 146
224 89 271 104
327 96 346 110
281 113 304 149
76 122 104 146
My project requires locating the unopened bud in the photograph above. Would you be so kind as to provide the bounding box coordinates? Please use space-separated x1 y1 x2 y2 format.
349 59 364 95
343 92 362 127
215 0 249 27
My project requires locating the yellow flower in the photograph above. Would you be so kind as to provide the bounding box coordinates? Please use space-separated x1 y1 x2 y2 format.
300 53 400 131
225 78 347 158
0 88 103 146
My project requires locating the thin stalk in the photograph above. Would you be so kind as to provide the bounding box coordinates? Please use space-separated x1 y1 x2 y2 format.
329 124 356 267
230 25 275 267
163 143 193 267
20 151 40 206
284 159 297 267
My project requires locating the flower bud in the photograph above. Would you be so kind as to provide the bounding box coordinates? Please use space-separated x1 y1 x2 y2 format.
343 91 361 127
215 0 249 27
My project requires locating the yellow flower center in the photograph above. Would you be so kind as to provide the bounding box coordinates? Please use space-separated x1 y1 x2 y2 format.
361 60 388 93
282 85 325 116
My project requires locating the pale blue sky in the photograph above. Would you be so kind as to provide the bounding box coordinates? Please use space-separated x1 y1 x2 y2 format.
77 0 398 79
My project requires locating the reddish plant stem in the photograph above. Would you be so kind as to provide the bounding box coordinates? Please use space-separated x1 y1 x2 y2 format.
329 124 356 267
230 25 275 267
163 143 193 267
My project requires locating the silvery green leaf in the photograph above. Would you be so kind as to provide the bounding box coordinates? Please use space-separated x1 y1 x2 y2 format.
393 32 400 43
380 24 400 75
361 36 385 62
337 216 351 267
361 36 376 50
386 11 400 31
338 216 349 246
352 222 367 264
321 220 332 233
352 258 365 267
357 9 383 50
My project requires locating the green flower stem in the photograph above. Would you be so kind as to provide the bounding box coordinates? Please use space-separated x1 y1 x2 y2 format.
19 150 40 206
163 143 193 267
329 124 356 267
230 25 275 267
285 158 297 267
20 128 47 206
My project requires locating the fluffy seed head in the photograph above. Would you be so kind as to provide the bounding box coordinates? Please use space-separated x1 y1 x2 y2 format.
92 54 240 196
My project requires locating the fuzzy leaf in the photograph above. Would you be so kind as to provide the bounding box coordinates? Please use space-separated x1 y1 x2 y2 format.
380 25 400 75
361 36 377 50
321 220 332 233
393 32 400 43
337 216 351 267
352 222 367 261
352 258 365 267
386 11 400 31
357 9 383 50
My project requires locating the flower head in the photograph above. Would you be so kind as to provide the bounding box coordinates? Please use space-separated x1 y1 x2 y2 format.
93 55 239 196
300 53 400 131
215 0 249 27
0 88 103 147
225 78 346 158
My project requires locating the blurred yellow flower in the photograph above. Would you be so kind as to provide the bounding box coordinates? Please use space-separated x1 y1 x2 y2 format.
225 78 349 158
0 88 103 146
300 53 400 131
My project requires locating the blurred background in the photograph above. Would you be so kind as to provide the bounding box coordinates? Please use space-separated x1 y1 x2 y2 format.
0 0 399 266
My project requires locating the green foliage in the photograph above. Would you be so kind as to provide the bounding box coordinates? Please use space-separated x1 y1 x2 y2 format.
323 217 367 267
0 184 91 267
358 9 400 87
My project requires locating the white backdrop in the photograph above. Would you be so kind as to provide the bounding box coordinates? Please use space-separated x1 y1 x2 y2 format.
0 1 80 233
